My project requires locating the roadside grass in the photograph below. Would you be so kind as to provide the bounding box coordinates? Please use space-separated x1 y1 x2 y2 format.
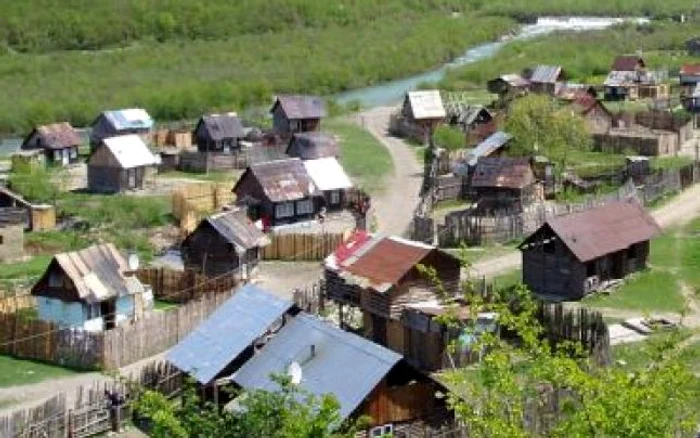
157 170 237 183
0 355 80 388
611 330 691 371
326 119 392 194
452 243 518 266
582 269 684 313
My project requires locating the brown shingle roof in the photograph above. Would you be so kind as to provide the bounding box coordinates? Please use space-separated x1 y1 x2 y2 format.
538 201 660 262
25 122 81 150
471 157 535 189
611 55 645 72
272 95 326 120
238 158 316 203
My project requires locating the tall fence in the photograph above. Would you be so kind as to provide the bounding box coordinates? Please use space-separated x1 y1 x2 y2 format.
172 182 235 233
261 232 347 261
136 267 238 303
0 294 35 313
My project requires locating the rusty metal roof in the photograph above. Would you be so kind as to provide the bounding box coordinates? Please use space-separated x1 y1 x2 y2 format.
203 209 270 251
528 65 563 84
23 122 81 150
243 158 316 203
286 132 339 160
534 201 660 263
471 157 535 189
611 55 645 72
680 64 700 75
272 95 326 120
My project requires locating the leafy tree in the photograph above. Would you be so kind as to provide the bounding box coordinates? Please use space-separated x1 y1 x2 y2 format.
505 94 591 172
433 125 466 151
134 375 364 438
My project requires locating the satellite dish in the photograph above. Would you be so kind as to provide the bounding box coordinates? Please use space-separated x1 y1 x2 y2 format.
128 253 140 271
287 361 302 385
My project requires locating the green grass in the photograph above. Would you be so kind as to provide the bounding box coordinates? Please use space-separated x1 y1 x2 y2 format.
326 119 392 194
0 255 52 294
158 170 238 183
651 156 694 171
491 269 522 289
153 300 179 312
0 355 80 388
582 269 684 313
450 243 518 266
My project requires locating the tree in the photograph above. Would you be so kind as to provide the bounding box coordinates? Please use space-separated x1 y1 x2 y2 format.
505 94 591 171
134 375 364 438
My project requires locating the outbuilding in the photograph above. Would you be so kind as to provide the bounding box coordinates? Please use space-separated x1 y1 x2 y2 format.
194 113 245 153
87 135 158 193
303 157 353 211
270 95 326 138
525 65 564 95
285 132 339 161
401 90 446 144
89 108 154 150
470 157 538 212
21 122 81 166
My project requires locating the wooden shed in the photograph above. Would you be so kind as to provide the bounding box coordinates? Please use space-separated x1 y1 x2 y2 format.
519 201 660 301
0 208 25 262
487 74 529 102
568 92 613 134
285 132 339 160
525 65 564 95
193 113 245 153
181 209 270 279
87 135 158 193
401 90 446 144
470 157 538 212
0 186 55 231
324 233 461 360
270 95 326 138
89 108 154 150
21 122 81 166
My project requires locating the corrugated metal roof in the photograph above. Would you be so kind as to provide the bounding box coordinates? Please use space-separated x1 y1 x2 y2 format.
199 113 245 141
303 157 353 192
611 55 645 72
471 157 535 189
47 243 143 303
406 90 446 120
245 158 316 203
528 65 562 84
103 109 154 131
101 135 158 169
604 70 639 87
205 209 270 250
231 313 401 420
167 285 293 385
466 131 512 166
26 123 81 150
272 95 326 120
534 201 660 262
498 74 530 88
286 132 339 160
680 64 700 75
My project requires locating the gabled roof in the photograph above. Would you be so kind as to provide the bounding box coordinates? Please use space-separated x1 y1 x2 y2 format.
32 243 144 303
466 131 513 166
231 313 402 420
200 209 270 251
197 113 245 141
570 92 608 116
611 55 645 72
495 74 530 88
528 65 563 84
167 285 294 385
680 64 700 77
603 70 639 87
445 103 492 126
303 157 353 192
286 132 339 160
23 122 81 150
102 109 154 131
471 157 535 189
405 90 446 120
521 201 660 263
98 135 158 169
271 95 326 120
235 158 316 203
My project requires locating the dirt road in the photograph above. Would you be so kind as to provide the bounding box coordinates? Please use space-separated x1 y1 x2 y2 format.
353 107 423 236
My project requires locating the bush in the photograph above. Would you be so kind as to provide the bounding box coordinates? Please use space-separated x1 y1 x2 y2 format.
433 125 465 151
8 161 60 203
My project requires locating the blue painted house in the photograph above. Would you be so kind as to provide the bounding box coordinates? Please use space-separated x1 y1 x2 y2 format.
31 243 152 331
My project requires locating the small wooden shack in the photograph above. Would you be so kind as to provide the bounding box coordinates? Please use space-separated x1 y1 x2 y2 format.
21 122 81 166
324 233 461 359
569 92 613 134
679 64 700 89
31 243 151 330
519 201 660 301
89 108 154 150
87 135 158 193
525 65 564 95
285 132 339 160
270 95 326 138
233 158 317 226
0 186 56 231
611 55 646 73
470 157 538 212
194 113 245 153
0 208 25 262
444 103 495 146
401 90 446 144
302 157 353 211
487 74 529 102
181 209 270 279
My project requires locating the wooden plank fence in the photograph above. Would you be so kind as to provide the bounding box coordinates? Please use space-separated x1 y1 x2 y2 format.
136 268 238 303
261 232 346 261
172 182 234 233
0 294 35 314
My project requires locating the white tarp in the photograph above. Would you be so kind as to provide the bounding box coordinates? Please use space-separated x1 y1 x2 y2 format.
103 134 157 169
303 157 353 192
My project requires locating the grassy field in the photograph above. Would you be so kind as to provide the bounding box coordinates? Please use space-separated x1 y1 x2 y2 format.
326 119 392 194
0 355 79 388
158 170 237 183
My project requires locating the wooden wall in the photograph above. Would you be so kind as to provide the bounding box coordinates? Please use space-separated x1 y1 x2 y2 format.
261 232 346 261
364 379 438 427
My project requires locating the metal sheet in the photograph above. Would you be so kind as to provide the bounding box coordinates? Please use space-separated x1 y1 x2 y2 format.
231 313 401 420
167 285 293 385
101 135 157 169
470 157 535 189
205 209 270 250
303 157 353 192
467 131 513 166
272 95 326 120
407 90 446 120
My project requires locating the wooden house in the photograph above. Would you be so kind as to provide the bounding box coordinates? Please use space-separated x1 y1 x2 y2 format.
89 108 154 150
324 233 461 358
285 132 339 161
679 64 700 89
519 201 660 301
683 84 700 113
0 186 56 231
470 157 538 212
194 113 245 153
270 95 326 138
87 135 158 193
487 74 530 102
444 104 495 146
568 92 613 134
611 55 646 73
21 122 81 166
0 208 25 262
232 158 318 226
31 243 152 331
303 157 353 211
181 209 270 279
401 90 446 144
603 70 640 101
525 65 564 95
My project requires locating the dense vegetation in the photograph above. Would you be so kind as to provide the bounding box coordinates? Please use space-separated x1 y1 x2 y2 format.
480 0 697 20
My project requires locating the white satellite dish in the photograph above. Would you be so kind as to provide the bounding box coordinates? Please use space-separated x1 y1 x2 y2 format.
128 253 140 271
287 361 303 385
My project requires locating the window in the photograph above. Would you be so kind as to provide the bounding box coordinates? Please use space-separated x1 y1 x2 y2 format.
329 190 341 205
70 147 78 159
370 424 393 437
296 199 314 215
275 202 294 219
54 150 61 162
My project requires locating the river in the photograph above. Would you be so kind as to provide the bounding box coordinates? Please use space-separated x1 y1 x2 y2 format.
0 16 648 156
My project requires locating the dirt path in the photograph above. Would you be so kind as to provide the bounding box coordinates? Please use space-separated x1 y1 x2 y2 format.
353 107 423 236
0 353 166 415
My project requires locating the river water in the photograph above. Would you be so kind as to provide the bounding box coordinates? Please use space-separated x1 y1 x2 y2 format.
0 16 648 156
